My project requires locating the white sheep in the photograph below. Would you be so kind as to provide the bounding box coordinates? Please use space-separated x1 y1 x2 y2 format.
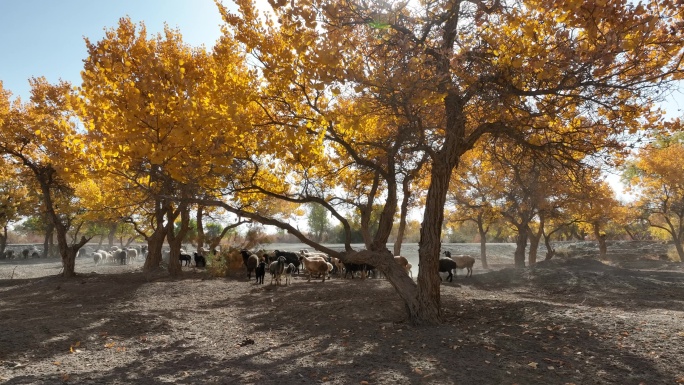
93 251 104 265
97 250 113 264
126 248 138 263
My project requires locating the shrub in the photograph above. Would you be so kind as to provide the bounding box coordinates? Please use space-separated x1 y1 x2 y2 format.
206 247 244 277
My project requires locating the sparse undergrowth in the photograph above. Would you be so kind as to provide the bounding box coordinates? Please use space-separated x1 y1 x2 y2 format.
0 256 683 384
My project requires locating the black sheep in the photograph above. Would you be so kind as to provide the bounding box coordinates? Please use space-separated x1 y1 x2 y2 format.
114 250 127 265
439 258 458 282
255 260 266 284
193 252 206 268
179 253 192 266
275 250 301 274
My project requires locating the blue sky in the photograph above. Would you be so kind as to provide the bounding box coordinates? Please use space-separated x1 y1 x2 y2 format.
0 0 228 101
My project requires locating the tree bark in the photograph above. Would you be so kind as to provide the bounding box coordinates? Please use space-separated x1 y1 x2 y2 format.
0 224 7 256
514 225 528 268
593 224 607 259
166 203 190 277
43 221 54 258
107 223 117 250
673 240 684 261
394 174 415 257
416 160 452 325
144 228 166 272
143 199 170 274
543 232 555 260
196 206 205 250
528 218 543 265
477 218 489 269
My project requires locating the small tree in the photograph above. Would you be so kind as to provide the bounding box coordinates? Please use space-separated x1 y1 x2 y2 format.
307 203 330 242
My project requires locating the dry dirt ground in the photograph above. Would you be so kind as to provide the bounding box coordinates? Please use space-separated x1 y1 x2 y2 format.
1 253 684 385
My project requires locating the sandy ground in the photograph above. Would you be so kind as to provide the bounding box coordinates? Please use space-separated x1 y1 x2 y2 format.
1 250 684 384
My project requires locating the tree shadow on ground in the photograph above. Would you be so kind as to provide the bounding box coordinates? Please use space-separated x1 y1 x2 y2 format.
1 265 682 384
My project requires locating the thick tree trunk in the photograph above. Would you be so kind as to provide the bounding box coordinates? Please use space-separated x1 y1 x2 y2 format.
166 203 190 277
416 161 452 325
144 229 166 272
107 223 117 250
528 221 543 265
143 197 172 274
514 226 528 268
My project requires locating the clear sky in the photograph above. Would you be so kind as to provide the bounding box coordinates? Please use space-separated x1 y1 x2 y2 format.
0 0 228 101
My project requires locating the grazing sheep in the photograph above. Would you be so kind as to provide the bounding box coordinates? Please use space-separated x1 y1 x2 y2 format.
3 250 14 259
439 258 458 282
255 260 266 284
113 249 127 265
342 262 376 279
284 263 296 285
193 252 207 268
245 254 259 280
269 256 287 285
93 251 104 265
300 255 329 283
179 253 192 266
97 250 113 264
444 251 475 277
126 248 138 263
394 256 413 278
77 248 87 258
21 249 29 259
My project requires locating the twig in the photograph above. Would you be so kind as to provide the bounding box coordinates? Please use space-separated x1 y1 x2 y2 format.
10 266 17 279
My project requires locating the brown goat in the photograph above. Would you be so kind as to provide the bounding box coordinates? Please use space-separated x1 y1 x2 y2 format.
444 251 475 277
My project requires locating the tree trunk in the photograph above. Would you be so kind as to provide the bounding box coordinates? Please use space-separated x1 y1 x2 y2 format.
0 225 7 256
36 177 89 277
144 228 166 273
477 219 489 269
196 206 205 250
593 224 607 259
673 239 684 261
543 232 555 260
43 221 54 258
107 223 117 250
166 203 190 277
514 225 528 268
528 219 544 265
143 197 172 274
394 175 415 257
416 161 452 325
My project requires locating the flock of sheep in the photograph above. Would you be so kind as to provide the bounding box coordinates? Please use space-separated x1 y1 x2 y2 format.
238 248 476 285
91 246 144 265
1 247 42 260
2 244 475 283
